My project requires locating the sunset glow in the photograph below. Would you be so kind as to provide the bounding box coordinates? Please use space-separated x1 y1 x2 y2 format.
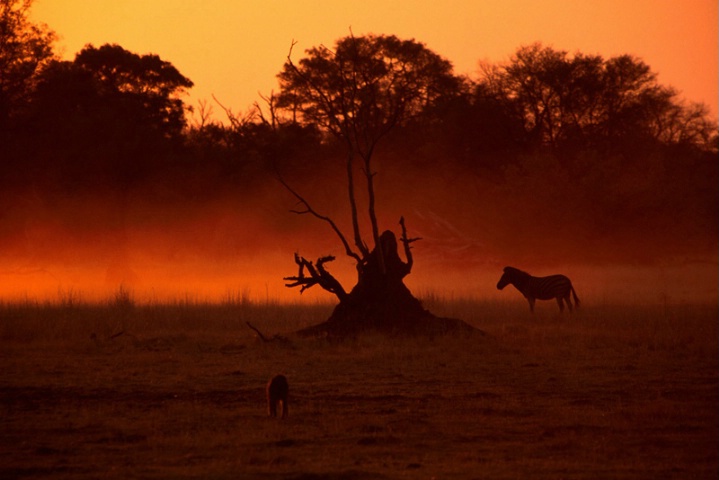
2 0 717 305
3 5 717 476
33 0 718 118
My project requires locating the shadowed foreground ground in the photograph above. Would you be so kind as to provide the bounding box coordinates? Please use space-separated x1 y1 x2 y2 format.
0 300 717 479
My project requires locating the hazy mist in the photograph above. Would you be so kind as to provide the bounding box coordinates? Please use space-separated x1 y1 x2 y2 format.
2 150 716 306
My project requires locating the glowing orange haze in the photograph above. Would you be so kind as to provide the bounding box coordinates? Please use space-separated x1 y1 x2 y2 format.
6 0 716 305
2 182 717 305
2 243 716 305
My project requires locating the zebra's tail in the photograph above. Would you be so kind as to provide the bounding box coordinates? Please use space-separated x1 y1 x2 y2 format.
571 284 580 309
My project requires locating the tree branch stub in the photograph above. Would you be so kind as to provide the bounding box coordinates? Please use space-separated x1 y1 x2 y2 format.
283 253 348 300
399 216 421 272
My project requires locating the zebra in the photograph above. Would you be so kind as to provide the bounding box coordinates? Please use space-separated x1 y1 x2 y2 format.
496 266 580 313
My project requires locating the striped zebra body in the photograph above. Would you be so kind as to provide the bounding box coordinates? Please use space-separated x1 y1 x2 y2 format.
497 266 580 313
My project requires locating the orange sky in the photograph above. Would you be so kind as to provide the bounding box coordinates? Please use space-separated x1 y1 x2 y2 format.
33 0 718 120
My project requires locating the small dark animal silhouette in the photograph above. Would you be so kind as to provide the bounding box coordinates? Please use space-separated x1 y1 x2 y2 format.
266 374 289 419
497 266 580 313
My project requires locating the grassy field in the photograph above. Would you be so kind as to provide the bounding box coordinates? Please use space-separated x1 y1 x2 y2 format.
0 294 717 479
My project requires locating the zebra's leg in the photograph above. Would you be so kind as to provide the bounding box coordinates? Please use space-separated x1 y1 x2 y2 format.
528 298 536 313
556 297 565 313
566 294 574 313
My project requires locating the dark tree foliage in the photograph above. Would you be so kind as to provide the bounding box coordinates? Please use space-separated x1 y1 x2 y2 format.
0 0 55 127
17 44 193 191
185 113 325 196
277 34 462 148
73 44 193 137
0 0 55 189
386 83 529 174
480 43 717 155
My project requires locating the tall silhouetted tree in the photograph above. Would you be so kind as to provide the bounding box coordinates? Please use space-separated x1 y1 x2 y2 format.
479 43 716 153
275 34 472 336
73 44 193 138
23 44 193 286
0 0 55 127
0 0 55 188
28 43 193 189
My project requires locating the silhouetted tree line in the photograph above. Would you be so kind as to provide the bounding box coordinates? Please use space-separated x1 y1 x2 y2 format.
2 0 717 260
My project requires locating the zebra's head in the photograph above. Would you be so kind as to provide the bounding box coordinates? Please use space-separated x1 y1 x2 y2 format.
497 266 525 290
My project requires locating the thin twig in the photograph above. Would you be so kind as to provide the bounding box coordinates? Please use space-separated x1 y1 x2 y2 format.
399 216 422 272
276 174 363 264
246 321 270 342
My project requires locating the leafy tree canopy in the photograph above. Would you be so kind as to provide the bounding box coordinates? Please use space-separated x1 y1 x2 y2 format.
480 43 716 153
18 44 194 190
0 0 55 125
74 43 193 98
276 34 464 155
33 43 194 141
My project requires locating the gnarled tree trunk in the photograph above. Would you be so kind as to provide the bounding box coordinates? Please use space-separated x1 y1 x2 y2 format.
287 228 476 337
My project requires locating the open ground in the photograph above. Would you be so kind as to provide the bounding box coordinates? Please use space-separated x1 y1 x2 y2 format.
1 296 717 479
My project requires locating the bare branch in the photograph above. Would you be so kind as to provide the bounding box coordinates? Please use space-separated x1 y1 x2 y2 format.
283 41 369 259
287 39 298 62
254 91 282 129
212 94 255 129
246 321 270 342
246 321 291 345
283 254 348 300
277 174 363 265
191 99 213 129
399 216 421 272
